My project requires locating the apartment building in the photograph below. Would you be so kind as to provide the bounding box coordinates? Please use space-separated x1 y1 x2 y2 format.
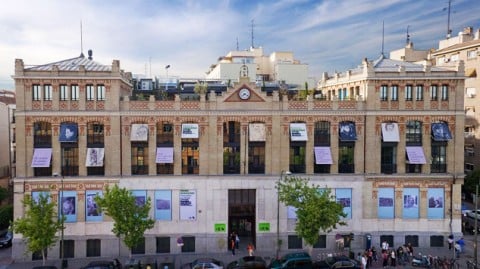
12 48 464 262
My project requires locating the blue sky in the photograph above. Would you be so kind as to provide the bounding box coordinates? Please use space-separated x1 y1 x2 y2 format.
0 0 479 90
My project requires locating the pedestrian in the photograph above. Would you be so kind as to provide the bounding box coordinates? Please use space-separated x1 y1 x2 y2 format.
457 237 465 253
230 233 236 255
382 240 389 251
390 249 396 267
367 248 373 268
361 253 367 269
372 246 378 262
235 232 240 249
247 243 255 256
382 250 388 268
407 243 414 257
448 234 454 250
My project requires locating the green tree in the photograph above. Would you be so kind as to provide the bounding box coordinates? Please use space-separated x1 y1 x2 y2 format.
12 193 64 265
277 175 346 248
95 185 155 257
0 186 8 203
464 169 480 197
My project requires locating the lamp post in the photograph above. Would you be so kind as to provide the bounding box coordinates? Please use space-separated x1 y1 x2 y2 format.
276 170 291 259
475 185 478 268
53 172 65 269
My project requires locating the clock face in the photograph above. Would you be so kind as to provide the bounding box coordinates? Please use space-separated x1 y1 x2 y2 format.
239 88 251 100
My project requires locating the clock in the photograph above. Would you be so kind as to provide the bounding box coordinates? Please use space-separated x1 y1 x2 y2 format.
239 88 251 100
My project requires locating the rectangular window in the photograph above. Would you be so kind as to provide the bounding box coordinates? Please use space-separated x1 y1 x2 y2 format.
289 142 306 173
381 144 397 174
390 85 398 101
60 85 69 101
182 139 199 175
430 85 438 100
405 85 413 101
131 237 145 255
467 50 477 59
97 85 105 101
415 85 423 101
430 236 444 247
33 84 41 101
380 85 388 101
156 237 171 253
86 85 95 101
44 85 52 101
71 85 79 101
338 143 355 173
313 235 327 249
132 143 149 175
441 85 449 100
431 143 447 173
181 236 195 253
62 146 79 176
287 235 303 249
61 239 75 258
248 142 265 174
451 54 459 62
86 239 101 257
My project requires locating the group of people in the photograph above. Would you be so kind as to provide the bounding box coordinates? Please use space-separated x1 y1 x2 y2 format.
359 242 414 269
229 232 255 256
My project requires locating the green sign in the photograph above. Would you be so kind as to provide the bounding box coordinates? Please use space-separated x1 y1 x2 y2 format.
214 223 226 233
258 222 270 232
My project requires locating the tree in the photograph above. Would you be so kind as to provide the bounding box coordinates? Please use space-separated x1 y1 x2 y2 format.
464 169 480 197
95 185 155 257
12 193 64 265
277 175 346 248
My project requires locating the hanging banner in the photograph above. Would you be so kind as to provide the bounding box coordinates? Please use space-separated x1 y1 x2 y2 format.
131 190 147 207
59 191 77 223
427 188 444 219
314 146 333 164
378 188 394 219
403 188 419 219
381 123 400 142
85 148 105 167
156 147 174 163
290 123 308 141
182 123 199 138
85 190 103 222
249 123 266 141
131 124 149 141
155 190 172 220
431 122 452 141
406 146 427 164
31 148 52 168
339 122 357 141
59 123 78 142
336 188 352 219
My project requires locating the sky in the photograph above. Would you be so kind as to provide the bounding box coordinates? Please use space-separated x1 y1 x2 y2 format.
1 0 479 90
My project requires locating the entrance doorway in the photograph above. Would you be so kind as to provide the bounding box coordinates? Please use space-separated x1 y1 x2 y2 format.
228 189 256 251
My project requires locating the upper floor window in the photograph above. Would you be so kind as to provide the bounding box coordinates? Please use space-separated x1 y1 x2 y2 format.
86 85 95 101
380 85 388 101
450 54 459 62
60 85 69 101
33 84 41 101
97 85 106 101
71 85 79 101
314 121 330 146
87 122 104 146
415 85 423 101
34 121 52 147
157 122 174 145
390 85 398 101
44 85 52 101
405 85 413 101
430 85 438 100
441 85 449 101
467 50 477 59
406 121 422 145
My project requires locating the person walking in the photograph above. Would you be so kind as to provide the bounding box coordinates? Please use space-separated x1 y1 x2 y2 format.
247 243 255 256
230 233 236 255
390 249 396 267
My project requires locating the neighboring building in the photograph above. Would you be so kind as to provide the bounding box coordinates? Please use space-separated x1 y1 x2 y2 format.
0 90 16 179
431 27 480 173
206 46 315 89
12 47 464 263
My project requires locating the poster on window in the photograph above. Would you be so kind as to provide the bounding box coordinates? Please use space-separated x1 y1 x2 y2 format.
427 188 444 219
378 188 394 219
179 189 197 220
181 123 199 139
336 188 352 219
59 191 77 222
85 190 103 222
31 148 52 167
59 123 78 142
381 123 400 142
31 191 50 204
131 190 147 207
131 124 149 141
156 147 174 163
249 123 266 141
402 188 419 219
155 190 172 220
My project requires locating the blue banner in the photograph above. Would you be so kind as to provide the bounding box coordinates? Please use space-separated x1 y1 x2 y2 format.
336 188 352 219
131 190 147 207
427 188 444 219
59 191 77 222
339 122 357 141
155 190 172 220
31 191 50 204
86 190 103 222
59 123 78 142
403 188 419 219
378 188 394 219
431 122 452 141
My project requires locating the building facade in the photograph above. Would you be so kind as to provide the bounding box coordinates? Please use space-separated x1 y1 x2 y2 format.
0 90 16 179
12 50 464 262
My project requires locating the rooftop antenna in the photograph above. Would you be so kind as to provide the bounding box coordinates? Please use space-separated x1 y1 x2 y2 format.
406 25 411 44
80 20 84 57
381 20 385 57
251 19 254 48
236 37 239 51
443 0 453 38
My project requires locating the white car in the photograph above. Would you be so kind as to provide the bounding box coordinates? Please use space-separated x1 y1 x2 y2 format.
466 209 480 219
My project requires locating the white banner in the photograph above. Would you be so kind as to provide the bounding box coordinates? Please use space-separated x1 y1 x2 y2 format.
31 148 52 167
179 189 197 220
249 123 266 141
290 123 308 141
85 148 105 167
156 147 174 163
131 124 149 141
182 123 199 138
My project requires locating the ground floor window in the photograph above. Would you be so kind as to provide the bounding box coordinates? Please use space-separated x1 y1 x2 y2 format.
86 239 101 257
156 237 170 253
131 237 145 255
181 236 195 253
288 235 303 249
430 235 444 247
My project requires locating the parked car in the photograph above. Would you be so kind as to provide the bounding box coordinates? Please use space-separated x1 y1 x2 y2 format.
227 256 267 269
32 266 58 269
313 256 360 269
182 258 224 269
80 259 122 269
466 209 480 219
0 230 12 248
269 252 313 269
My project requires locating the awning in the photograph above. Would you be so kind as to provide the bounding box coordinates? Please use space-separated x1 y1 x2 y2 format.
381 123 400 142
85 148 105 167
156 147 174 163
431 122 452 141
290 123 308 141
406 146 427 164
314 146 333 164
339 122 357 141
31 148 52 167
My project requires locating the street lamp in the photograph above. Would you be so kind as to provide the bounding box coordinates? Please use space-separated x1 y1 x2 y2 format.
276 170 291 259
53 172 65 269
